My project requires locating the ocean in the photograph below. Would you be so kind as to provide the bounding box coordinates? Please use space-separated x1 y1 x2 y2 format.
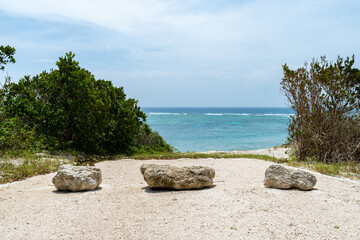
142 107 293 152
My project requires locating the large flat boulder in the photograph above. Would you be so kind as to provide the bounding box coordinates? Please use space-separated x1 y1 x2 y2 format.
52 164 102 191
264 164 317 190
140 164 215 190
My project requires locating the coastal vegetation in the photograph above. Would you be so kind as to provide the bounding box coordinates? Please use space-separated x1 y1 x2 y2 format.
0 49 172 155
281 55 360 163
0 46 172 182
1 47 360 184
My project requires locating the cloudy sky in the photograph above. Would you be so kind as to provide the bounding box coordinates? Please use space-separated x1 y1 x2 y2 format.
0 0 359 107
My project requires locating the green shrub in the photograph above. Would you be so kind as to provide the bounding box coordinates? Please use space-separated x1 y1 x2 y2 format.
132 123 174 153
0 52 172 155
281 55 360 163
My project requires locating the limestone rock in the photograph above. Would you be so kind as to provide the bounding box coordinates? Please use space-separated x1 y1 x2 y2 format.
140 164 215 190
52 164 102 191
264 164 316 190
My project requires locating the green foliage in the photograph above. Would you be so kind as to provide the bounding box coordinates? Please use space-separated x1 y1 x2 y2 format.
1 71 44 151
0 52 172 154
132 123 174 153
0 116 44 151
281 55 360 163
0 45 16 71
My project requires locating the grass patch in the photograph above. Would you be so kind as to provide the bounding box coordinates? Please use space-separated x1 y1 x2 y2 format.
0 158 61 184
0 151 72 184
285 160 360 180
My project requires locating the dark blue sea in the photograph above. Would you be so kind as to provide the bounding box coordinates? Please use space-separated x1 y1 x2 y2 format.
142 107 293 152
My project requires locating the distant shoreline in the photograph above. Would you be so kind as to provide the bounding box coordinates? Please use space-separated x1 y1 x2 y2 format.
198 147 290 159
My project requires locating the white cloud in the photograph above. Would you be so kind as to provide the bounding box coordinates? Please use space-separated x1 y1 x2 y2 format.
1 0 358 53
1 0 359 106
0 0 167 32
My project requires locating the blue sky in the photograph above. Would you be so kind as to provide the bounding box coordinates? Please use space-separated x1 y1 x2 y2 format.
1 0 359 107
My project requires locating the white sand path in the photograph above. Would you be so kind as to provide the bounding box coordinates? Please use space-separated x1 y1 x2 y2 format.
1 158 360 240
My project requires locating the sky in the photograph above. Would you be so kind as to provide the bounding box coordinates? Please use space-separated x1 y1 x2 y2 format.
0 0 359 107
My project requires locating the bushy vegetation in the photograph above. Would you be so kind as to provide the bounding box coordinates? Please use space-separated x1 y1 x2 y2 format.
281 55 360 163
0 50 172 155
132 123 174 153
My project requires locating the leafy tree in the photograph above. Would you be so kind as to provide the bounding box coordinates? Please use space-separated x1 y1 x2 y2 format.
0 45 16 71
1 52 172 154
0 45 15 115
0 45 41 151
281 55 360 163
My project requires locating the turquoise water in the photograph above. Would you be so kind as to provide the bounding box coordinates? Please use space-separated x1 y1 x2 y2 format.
142 107 293 152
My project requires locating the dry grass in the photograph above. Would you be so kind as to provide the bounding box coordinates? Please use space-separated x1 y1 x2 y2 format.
285 160 360 180
0 152 72 184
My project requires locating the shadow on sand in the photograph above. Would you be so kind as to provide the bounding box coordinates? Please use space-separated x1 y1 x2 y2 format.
52 186 103 194
141 185 216 193
265 186 318 191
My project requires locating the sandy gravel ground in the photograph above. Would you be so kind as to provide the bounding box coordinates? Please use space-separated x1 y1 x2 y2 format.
1 158 360 240
203 147 290 159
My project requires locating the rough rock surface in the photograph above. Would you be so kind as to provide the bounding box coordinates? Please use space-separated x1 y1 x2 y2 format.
264 164 316 190
140 164 215 190
52 164 102 191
